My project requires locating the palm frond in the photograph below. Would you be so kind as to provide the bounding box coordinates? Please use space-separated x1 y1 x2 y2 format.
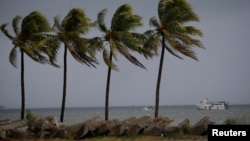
67 42 97 68
21 11 52 41
185 26 203 38
171 41 198 61
103 49 118 71
143 32 160 56
9 47 18 68
158 0 166 19
87 37 104 51
164 43 183 59
111 3 143 31
97 9 108 33
84 37 103 60
12 16 22 35
161 0 200 25
41 36 61 67
115 32 139 51
149 17 160 28
22 47 48 64
53 16 62 33
115 42 146 69
157 0 204 60
109 39 118 61
13 38 49 65
0 24 15 40
73 36 99 66
62 8 92 33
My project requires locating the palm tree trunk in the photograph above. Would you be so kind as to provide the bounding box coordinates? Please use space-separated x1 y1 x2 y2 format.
20 50 25 120
155 35 165 118
60 45 67 122
105 50 112 121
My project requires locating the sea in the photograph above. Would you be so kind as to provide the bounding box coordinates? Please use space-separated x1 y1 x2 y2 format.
1 105 250 126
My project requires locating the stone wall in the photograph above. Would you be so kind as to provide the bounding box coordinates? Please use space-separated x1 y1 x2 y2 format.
0 115 217 140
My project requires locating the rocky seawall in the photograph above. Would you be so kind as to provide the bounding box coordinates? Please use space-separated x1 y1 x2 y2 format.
0 114 220 140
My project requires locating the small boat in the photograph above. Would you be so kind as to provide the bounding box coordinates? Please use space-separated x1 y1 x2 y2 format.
142 106 154 111
195 98 229 110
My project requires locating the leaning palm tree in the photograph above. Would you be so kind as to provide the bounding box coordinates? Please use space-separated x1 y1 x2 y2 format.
95 4 151 121
144 0 204 118
0 11 56 119
52 8 99 122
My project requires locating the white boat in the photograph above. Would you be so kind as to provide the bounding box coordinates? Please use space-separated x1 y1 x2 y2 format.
142 106 154 111
195 98 229 110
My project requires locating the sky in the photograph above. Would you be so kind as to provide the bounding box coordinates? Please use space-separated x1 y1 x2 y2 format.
0 0 250 109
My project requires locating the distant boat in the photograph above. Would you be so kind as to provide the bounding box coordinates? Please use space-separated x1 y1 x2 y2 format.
195 98 229 110
142 106 154 111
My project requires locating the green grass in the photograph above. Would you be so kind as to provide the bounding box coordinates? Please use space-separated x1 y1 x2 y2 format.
224 116 249 125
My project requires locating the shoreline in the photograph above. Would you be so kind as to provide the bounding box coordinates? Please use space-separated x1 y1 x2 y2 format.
0 114 227 141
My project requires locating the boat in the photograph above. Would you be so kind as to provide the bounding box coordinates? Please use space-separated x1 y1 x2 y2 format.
195 98 229 110
142 106 154 111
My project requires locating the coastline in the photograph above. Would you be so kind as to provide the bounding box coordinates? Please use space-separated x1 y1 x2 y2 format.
0 113 223 141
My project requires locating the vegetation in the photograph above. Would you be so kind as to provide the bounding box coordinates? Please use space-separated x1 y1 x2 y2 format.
25 109 35 121
1 0 203 122
94 4 151 121
144 0 204 117
224 116 249 125
51 8 99 123
1 11 57 119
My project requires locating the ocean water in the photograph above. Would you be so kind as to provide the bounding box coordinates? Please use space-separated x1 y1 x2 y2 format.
1 105 250 125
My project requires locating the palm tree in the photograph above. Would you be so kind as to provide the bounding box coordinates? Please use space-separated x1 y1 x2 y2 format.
0 11 55 119
144 0 204 118
51 8 99 122
95 4 151 121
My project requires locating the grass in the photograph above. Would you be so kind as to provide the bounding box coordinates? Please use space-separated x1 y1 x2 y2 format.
224 116 249 125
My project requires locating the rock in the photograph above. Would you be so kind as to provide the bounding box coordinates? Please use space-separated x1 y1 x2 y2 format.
0 128 7 139
27 114 63 138
105 119 120 131
136 116 154 128
0 119 11 125
126 124 143 136
74 116 104 139
189 116 214 135
143 125 162 136
0 119 28 139
74 124 88 139
6 128 28 139
96 123 108 135
162 118 189 135
126 116 154 136
0 120 26 130
121 117 137 135
106 119 124 136
42 116 60 132
51 129 67 138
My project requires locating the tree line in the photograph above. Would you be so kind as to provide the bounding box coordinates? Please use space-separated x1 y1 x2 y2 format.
1 0 204 123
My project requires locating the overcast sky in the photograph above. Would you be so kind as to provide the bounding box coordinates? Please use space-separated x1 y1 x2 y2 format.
0 0 250 109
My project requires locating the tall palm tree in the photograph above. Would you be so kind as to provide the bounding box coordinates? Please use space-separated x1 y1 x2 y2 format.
144 0 204 118
0 11 55 119
95 4 151 121
52 8 99 122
